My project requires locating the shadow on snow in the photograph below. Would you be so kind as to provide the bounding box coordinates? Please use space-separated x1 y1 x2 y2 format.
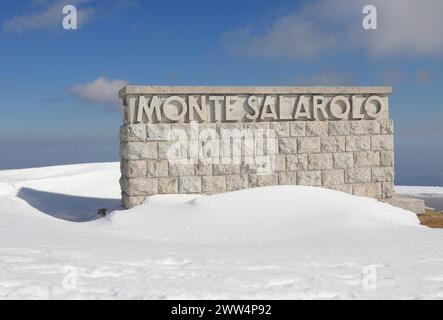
17 187 122 222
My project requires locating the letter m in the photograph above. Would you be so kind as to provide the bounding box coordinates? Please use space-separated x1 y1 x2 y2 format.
136 96 162 123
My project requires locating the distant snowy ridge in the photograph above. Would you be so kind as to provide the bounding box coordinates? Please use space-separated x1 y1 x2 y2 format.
396 185 443 196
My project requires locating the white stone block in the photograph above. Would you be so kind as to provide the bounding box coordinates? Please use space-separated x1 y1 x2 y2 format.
169 162 194 176
329 121 350 136
290 121 305 136
202 176 226 193
120 124 146 142
354 151 380 168
379 119 394 134
195 161 213 175
158 177 178 194
279 138 298 154
380 151 394 167
352 183 382 198
326 184 352 194
279 172 297 185
120 177 158 196
122 193 145 208
297 137 321 153
226 174 248 191
213 163 241 175
120 142 157 160
372 167 394 182
383 195 425 214
270 122 290 137
371 135 394 151
346 168 372 183
147 160 169 177
349 120 380 135
306 122 328 136
179 176 201 193
321 136 345 153
286 154 308 171
333 153 353 169
274 154 286 172
308 153 333 170
158 141 188 159
147 123 172 140
346 136 371 151
248 174 278 187
297 171 321 186
121 160 147 178
381 182 394 198
322 170 345 185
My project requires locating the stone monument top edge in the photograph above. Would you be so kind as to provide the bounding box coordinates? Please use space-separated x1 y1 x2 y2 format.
118 86 392 97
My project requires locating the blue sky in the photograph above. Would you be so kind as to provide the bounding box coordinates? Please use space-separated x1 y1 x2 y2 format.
0 0 442 185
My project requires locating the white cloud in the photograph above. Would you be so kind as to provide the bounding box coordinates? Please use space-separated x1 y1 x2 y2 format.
3 0 139 33
71 77 129 107
350 0 443 57
224 15 337 59
4 0 94 33
224 0 443 59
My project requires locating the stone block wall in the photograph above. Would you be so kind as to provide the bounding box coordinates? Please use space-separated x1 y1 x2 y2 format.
119 86 394 208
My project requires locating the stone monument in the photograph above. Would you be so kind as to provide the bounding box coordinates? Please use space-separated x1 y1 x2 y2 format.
118 86 423 213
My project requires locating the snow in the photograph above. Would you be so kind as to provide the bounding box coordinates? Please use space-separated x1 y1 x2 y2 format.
107 186 419 243
395 185 443 196
1 162 443 299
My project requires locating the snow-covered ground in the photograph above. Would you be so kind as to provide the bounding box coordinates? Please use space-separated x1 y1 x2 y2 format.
1 162 443 299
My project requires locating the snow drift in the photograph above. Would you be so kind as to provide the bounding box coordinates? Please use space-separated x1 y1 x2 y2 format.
1 162 443 299
107 186 420 242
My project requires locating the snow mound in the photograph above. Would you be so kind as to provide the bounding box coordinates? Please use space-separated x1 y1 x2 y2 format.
0 182 15 196
107 185 420 242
